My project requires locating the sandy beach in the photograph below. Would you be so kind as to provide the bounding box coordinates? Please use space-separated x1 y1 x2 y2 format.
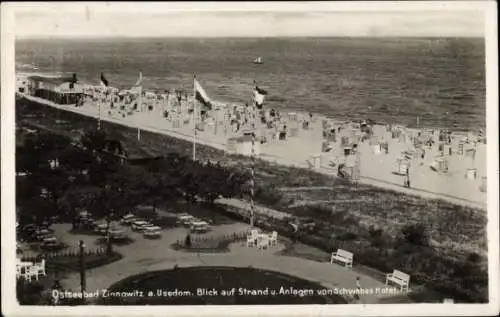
18 92 487 209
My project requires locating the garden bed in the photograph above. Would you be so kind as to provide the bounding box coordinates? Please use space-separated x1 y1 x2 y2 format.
171 232 247 253
21 249 123 273
94 237 136 247
50 251 123 273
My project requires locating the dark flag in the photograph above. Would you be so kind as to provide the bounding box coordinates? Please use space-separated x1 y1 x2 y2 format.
100 73 109 87
69 73 78 89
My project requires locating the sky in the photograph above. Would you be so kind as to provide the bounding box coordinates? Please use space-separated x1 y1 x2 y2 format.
11 2 487 38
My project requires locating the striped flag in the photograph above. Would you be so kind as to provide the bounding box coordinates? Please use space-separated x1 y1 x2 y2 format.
130 71 143 94
100 73 109 87
134 71 143 86
194 76 213 110
130 85 142 95
254 81 268 109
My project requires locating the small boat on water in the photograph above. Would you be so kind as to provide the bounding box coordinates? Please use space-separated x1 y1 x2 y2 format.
253 57 263 64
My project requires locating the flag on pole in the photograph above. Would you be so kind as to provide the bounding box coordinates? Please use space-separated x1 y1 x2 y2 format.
130 85 142 95
194 77 213 110
100 73 109 87
130 71 143 94
69 73 78 89
134 71 143 86
254 81 268 109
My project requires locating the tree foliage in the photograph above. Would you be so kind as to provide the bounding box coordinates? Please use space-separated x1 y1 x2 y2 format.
17 127 249 231
401 223 430 246
80 129 108 153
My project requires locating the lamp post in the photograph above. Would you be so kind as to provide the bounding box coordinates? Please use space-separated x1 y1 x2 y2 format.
106 211 114 255
79 240 86 294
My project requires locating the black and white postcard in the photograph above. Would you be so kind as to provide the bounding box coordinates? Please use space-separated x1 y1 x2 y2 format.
1 1 498 316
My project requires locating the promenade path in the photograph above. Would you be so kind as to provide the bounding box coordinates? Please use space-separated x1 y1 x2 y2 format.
54 223 411 305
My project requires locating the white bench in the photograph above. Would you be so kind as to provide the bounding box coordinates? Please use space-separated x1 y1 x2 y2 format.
330 249 353 268
385 269 410 291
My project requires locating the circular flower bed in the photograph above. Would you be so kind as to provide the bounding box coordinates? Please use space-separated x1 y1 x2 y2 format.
101 266 347 305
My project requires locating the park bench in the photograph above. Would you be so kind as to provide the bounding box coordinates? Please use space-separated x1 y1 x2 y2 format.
385 269 410 291
330 249 354 268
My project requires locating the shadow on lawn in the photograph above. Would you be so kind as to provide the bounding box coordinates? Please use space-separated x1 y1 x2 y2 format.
94 237 136 247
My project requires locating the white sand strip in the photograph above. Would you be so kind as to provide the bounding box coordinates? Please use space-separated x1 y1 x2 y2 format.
18 94 486 209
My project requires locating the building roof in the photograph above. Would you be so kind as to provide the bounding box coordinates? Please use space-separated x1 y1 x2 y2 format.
104 133 162 161
228 134 254 143
28 75 74 85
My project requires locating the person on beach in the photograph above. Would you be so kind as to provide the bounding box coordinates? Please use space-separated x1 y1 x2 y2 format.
405 168 411 188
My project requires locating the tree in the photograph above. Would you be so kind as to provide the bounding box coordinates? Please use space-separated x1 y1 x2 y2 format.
90 187 121 254
30 167 73 207
80 129 108 153
195 161 248 204
90 164 145 254
16 145 39 174
16 131 63 174
16 176 40 207
401 223 429 246
195 161 225 204
182 161 201 204
58 185 101 229
19 196 58 226
220 166 249 199
58 145 94 174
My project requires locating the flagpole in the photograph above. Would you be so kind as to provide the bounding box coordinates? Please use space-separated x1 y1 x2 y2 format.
192 75 197 161
249 80 257 228
97 94 101 131
137 83 142 141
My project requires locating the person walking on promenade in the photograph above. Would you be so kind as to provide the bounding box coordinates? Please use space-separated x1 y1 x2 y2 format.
405 167 411 188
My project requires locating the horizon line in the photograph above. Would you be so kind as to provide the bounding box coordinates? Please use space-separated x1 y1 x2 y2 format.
16 34 485 40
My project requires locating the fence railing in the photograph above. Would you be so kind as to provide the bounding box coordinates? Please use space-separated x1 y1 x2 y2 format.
20 246 107 261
